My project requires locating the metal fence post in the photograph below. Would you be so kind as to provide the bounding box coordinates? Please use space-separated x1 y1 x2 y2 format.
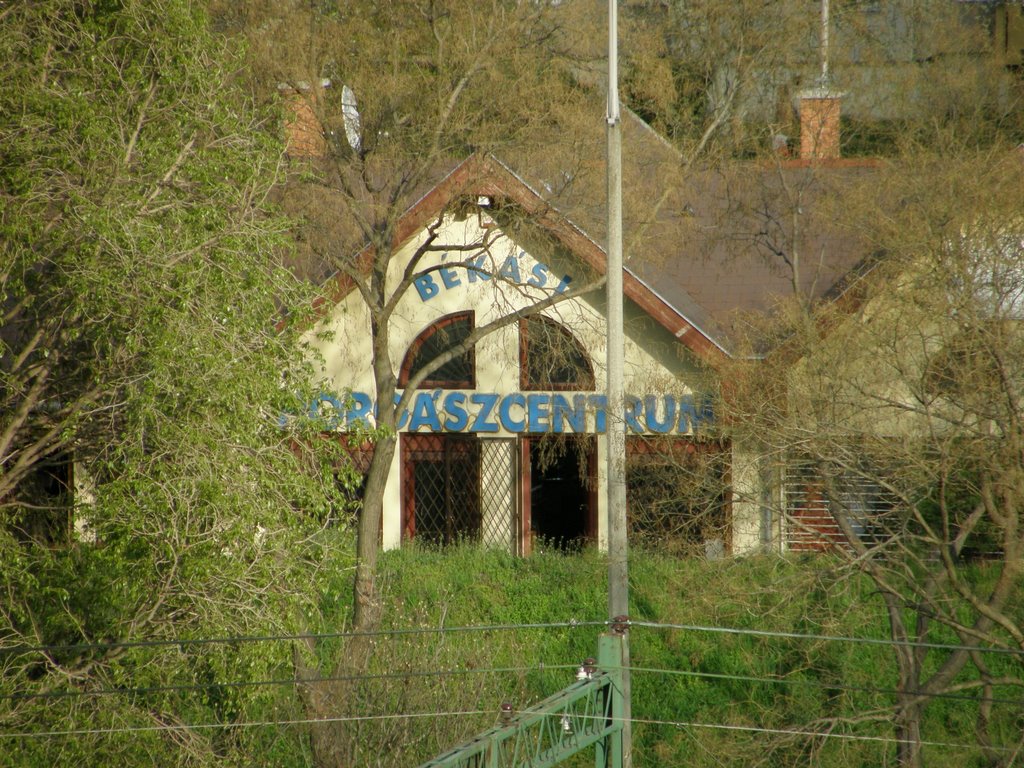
596 633 624 768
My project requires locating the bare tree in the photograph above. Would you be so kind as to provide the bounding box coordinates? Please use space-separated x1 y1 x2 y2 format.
214 0 611 632
687 8 1024 758
723 147 1024 767
206 3 618 763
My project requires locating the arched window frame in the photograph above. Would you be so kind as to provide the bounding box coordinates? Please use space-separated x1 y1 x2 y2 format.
518 315 596 391
399 311 476 389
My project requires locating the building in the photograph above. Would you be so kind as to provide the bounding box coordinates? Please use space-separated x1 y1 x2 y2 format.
300 152 729 554
287 78 897 556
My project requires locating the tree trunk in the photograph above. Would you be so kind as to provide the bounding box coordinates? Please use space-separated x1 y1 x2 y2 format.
352 431 395 631
300 427 398 767
352 306 398 632
895 699 925 768
302 287 401 766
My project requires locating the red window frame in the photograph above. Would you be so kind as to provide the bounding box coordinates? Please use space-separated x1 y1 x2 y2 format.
518 315 595 391
399 311 476 389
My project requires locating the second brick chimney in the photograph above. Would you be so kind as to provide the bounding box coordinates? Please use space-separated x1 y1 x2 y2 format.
799 87 842 161
279 79 331 158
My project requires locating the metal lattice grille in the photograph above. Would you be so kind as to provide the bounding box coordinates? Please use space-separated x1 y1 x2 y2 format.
782 460 893 552
479 439 517 550
403 435 516 550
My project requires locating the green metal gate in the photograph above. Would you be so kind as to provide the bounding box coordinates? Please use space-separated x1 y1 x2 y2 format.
417 633 626 768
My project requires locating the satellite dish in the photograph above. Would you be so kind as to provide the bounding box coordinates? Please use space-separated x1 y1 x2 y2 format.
341 84 362 153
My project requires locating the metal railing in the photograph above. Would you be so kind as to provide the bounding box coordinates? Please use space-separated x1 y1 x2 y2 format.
418 633 625 768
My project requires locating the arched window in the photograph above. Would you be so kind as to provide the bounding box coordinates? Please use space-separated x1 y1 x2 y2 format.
399 312 475 389
519 315 595 390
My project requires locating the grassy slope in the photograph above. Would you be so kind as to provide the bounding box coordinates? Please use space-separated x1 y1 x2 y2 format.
307 545 1020 767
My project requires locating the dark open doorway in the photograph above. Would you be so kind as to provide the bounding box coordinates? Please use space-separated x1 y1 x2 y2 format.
526 436 595 551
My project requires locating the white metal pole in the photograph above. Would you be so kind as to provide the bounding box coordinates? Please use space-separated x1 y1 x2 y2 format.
606 0 632 764
820 0 830 84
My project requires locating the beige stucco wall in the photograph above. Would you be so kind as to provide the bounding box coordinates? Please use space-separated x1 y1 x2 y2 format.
729 439 767 553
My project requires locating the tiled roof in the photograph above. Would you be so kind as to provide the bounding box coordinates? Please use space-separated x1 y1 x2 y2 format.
502 108 879 355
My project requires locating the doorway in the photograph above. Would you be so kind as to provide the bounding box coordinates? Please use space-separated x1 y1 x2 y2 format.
524 436 596 552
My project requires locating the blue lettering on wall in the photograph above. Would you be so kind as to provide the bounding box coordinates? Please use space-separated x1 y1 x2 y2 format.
312 391 711 435
408 391 442 432
469 392 500 432
624 395 644 433
415 251 571 301
413 273 439 301
677 394 713 433
643 395 676 434
442 391 468 431
498 253 522 283
588 394 608 433
527 263 549 288
527 393 551 432
466 253 491 283
439 266 461 289
498 393 526 433
393 392 409 430
551 394 586 433
346 391 373 428
308 393 344 429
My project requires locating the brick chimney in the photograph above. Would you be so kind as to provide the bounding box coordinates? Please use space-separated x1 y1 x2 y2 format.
279 79 330 158
799 87 842 161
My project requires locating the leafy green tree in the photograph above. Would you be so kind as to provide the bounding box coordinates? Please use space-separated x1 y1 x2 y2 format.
0 1 348 764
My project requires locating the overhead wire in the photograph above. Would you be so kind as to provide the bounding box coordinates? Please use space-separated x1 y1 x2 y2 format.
6 617 1022 658
2 709 491 740
5 617 1022 747
4 708 1019 754
6 660 1023 708
627 664 1024 707
630 619 1024 657
0 620 605 658
1 662 579 703
626 714 1017 754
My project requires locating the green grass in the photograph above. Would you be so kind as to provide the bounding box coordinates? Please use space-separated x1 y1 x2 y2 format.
300 546 1023 767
